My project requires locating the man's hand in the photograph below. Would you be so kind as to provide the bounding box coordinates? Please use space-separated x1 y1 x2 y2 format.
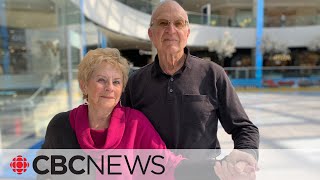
213 150 258 180
214 160 256 180
226 149 258 169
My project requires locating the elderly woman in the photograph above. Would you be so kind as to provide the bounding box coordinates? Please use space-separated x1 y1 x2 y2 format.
41 48 166 149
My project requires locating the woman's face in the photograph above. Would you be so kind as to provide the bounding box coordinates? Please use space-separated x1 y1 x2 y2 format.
84 62 123 111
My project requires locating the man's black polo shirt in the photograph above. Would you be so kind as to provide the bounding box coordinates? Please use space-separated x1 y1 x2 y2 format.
122 48 259 151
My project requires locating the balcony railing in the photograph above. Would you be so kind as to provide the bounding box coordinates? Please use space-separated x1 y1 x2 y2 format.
128 65 320 87
225 66 320 79
117 0 320 27
188 13 320 27
225 66 320 87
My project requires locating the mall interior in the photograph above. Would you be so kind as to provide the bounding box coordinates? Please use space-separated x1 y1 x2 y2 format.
0 0 320 178
0 0 320 172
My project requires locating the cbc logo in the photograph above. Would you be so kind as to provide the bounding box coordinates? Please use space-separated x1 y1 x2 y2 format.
10 155 30 175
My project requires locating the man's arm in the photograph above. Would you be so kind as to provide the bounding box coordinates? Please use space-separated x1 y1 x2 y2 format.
212 68 259 179
216 69 259 158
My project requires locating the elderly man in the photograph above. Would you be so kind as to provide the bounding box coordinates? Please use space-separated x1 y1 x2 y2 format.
123 0 259 178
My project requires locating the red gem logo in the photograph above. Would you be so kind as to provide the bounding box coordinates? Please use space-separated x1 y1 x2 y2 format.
10 155 30 175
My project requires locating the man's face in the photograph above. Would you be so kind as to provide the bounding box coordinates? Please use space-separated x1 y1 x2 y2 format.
148 2 190 55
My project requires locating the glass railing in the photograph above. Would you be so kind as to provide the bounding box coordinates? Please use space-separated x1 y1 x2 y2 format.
117 0 320 27
218 66 320 87
117 0 156 14
128 65 320 87
188 14 319 27
265 15 320 27
225 66 320 80
128 65 320 80
187 11 257 27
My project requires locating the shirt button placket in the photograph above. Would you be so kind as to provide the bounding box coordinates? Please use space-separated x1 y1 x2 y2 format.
167 76 175 102
169 77 174 93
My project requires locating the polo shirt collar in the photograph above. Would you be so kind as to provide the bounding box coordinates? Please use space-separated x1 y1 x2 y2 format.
151 47 192 78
